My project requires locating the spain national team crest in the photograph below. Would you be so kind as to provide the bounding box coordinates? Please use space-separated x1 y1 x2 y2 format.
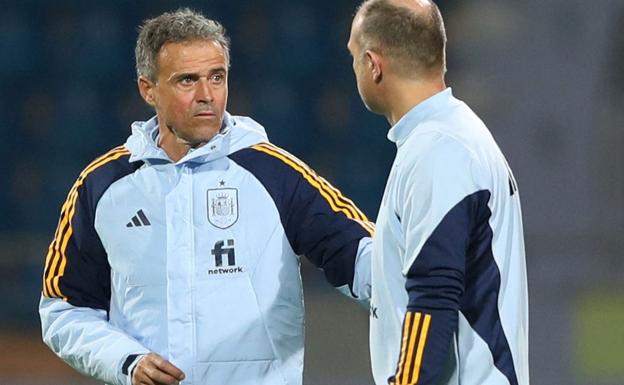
207 188 239 229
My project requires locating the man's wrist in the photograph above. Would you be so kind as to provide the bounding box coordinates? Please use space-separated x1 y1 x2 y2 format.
129 354 144 378
122 353 146 385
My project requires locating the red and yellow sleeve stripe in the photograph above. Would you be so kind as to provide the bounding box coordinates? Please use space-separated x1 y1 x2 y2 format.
392 311 432 385
251 142 375 236
42 146 130 300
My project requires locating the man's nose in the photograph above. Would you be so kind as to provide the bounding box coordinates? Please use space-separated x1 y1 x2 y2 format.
195 78 214 103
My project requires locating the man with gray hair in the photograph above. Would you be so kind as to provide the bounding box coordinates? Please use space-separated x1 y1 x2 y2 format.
40 8 374 385
347 1 529 384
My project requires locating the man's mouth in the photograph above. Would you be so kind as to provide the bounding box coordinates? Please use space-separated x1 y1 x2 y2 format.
195 110 216 117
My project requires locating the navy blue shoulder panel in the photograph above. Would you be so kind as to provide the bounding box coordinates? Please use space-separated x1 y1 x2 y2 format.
81 152 142 217
229 144 371 290
44 147 142 311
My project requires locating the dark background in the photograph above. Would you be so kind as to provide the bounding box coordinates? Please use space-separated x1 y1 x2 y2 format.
1 1 623 384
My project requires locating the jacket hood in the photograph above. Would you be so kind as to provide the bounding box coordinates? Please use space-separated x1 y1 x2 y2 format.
124 111 269 164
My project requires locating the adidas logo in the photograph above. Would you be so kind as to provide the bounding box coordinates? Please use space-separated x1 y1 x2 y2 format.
126 209 151 228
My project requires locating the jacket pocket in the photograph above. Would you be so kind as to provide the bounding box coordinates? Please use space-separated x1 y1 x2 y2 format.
193 360 286 385
194 274 277 362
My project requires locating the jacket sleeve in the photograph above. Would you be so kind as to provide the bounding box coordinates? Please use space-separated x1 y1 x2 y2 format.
229 142 374 300
388 137 487 385
39 297 150 385
348 237 372 301
39 148 150 385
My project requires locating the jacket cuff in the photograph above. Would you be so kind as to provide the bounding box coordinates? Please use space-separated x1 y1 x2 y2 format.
123 354 145 385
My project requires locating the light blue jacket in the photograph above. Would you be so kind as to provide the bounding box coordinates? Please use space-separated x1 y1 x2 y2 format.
40 113 373 385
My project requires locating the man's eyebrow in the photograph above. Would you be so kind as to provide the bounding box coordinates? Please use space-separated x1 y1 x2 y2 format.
168 72 199 82
167 65 229 82
210 66 227 73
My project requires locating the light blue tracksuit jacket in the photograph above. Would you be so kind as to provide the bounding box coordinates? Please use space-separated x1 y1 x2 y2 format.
39 113 374 385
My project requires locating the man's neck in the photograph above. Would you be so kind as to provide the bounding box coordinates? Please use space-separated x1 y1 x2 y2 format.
158 131 191 162
156 124 212 162
385 76 446 126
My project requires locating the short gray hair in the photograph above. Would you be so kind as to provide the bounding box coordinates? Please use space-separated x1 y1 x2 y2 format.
135 8 230 81
356 0 446 78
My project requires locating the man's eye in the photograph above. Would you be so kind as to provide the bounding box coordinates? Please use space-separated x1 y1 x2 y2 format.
211 73 224 83
180 76 195 85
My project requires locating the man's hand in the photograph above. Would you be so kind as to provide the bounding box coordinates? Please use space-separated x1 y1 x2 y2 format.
132 353 186 385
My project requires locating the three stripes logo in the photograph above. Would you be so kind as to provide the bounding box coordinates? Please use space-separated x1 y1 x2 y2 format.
390 311 432 385
251 142 375 236
43 146 130 300
126 209 151 228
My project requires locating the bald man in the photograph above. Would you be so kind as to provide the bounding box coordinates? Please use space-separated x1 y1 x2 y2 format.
347 1 529 384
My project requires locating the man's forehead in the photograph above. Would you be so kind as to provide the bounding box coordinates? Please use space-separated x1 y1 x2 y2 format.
159 40 225 58
157 40 227 70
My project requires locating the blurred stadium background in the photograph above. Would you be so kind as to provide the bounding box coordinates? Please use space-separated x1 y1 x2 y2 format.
1 0 623 384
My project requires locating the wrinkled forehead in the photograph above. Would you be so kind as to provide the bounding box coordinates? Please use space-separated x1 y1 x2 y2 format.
159 40 226 61
156 40 228 75
158 39 226 57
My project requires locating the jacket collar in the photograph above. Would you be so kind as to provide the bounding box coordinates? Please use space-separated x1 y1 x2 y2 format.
387 88 458 147
125 112 268 165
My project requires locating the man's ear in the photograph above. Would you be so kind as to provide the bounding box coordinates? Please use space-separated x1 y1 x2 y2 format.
138 76 156 107
365 50 383 84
